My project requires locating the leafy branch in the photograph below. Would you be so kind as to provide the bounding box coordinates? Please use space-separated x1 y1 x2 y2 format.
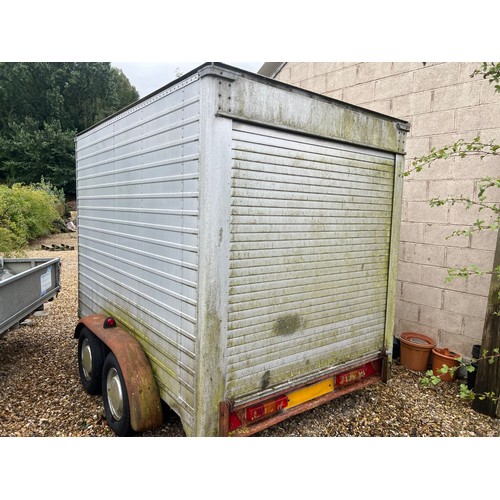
470 62 500 93
420 349 500 401
403 136 500 177
425 185 500 292
406 137 500 285
477 176 500 200
429 192 500 240
410 62 500 412
445 264 500 283
429 194 499 213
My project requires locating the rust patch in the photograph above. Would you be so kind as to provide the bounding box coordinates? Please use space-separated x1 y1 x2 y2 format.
76 315 163 432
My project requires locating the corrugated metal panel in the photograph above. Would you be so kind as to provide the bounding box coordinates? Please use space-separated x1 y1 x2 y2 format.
76 76 200 428
226 122 395 401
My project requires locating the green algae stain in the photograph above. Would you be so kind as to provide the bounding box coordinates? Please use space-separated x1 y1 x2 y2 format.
261 370 271 390
273 314 303 336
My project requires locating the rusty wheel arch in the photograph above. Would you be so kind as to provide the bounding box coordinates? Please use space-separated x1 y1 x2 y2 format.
75 314 163 433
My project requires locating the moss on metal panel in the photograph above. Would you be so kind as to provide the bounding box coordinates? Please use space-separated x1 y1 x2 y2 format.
226 338 383 397
272 314 303 336
383 155 404 362
225 117 398 402
98 306 197 435
225 78 405 154
195 307 226 436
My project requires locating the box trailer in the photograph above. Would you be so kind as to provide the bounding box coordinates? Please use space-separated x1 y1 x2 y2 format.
0 257 60 338
74 62 409 437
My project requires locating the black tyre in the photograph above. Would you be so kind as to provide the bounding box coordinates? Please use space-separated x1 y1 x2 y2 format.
102 352 134 436
78 327 106 395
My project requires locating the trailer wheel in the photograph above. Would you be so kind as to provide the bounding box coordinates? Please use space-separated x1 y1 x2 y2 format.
78 327 106 395
102 352 134 436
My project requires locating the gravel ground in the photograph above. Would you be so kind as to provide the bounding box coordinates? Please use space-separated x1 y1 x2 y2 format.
1 232 499 438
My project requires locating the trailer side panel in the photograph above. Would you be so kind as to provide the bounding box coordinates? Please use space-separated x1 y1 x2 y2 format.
76 75 201 431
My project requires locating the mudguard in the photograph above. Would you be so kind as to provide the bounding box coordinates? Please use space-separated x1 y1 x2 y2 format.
75 314 163 432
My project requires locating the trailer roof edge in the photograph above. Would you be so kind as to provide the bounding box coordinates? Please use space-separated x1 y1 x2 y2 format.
77 62 410 137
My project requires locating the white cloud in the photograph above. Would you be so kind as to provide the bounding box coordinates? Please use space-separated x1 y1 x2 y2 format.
113 62 264 98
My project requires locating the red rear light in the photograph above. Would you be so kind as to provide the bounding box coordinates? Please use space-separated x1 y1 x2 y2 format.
229 412 242 431
225 361 383 434
228 394 289 433
246 395 288 422
335 360 379 386
103 317 116 329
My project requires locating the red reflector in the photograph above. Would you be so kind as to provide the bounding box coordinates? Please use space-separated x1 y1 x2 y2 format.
103 317 116 329
245 395 288 422
229 412 242 431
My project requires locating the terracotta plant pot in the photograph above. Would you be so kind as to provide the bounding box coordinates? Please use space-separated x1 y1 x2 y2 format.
399 332 436 372
432 347 461 381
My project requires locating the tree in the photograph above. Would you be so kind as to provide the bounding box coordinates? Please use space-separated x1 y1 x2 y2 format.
409 63 500 417
0 62 139 196
0 117 75 194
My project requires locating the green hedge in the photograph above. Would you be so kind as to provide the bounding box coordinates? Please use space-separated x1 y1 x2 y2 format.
0 183 63 255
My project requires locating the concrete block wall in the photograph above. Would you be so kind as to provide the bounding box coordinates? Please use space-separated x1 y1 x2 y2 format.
274 62 500 357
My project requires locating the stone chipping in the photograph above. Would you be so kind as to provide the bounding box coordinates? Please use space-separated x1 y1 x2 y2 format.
0 232 498 438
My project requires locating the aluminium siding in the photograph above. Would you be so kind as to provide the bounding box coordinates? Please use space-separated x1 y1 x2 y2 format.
76 76 201 430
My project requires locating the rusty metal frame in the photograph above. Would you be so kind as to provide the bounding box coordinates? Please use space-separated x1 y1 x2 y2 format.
75 314 163 433
219 355 386 437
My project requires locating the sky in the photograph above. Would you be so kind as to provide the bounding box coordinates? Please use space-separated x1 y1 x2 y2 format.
112 61 264 98
1 2 497 495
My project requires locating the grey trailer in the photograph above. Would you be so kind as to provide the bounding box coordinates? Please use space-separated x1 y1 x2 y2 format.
0 257 60 338
74 62 409 437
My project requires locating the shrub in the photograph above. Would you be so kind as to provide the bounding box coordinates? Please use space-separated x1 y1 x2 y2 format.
31 177 68 218
0 183 62 255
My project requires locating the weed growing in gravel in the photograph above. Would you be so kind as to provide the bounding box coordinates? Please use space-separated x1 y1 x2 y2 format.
420 349 500 402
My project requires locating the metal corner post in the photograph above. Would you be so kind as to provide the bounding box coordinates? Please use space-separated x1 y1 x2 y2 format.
195 73 233 436
383 152 405 380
